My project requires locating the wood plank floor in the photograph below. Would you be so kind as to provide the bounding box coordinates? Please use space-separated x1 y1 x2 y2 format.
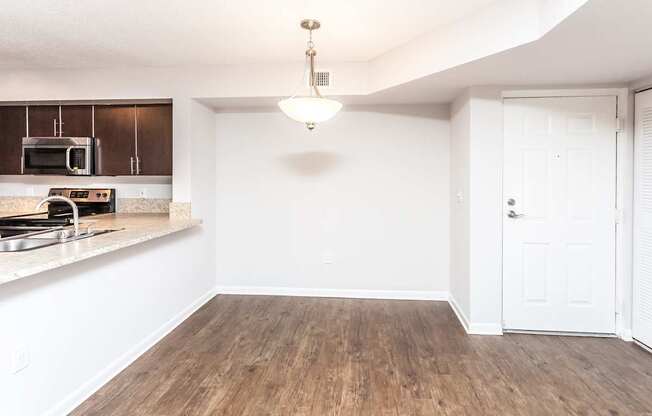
72 295 652 416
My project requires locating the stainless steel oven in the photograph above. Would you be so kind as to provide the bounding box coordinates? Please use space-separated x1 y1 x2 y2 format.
22 137 95 175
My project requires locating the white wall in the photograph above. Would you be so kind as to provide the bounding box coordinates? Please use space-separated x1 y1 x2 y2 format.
188 99 218 283
214 106 450 296
449 92 471 319
0 230 215 416
448 87 504 333
448 87 507 334
467 87 504 329
449 87 522 334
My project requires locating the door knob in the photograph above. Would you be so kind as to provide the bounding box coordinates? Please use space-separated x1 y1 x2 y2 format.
507 210 524 219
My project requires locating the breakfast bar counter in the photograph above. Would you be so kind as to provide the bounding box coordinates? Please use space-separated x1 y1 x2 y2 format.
0 213 201 285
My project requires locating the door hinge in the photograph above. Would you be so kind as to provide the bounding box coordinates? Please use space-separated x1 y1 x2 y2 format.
616 117 625 132
615 208 624 224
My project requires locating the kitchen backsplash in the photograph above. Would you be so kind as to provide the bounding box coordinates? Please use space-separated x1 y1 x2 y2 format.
116 198 171 213
0 196 172 214
0 196 43 213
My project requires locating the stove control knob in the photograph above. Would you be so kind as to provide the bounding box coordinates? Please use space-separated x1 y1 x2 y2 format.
96 193 101 197
102 193 108 197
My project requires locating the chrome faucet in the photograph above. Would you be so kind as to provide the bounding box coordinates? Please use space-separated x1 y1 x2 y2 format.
35 196 80 236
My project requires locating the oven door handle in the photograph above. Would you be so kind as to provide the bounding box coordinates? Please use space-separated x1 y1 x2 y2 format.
65 146 75 173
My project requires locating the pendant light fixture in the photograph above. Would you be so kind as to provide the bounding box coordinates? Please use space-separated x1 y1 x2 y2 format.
278 19 342 131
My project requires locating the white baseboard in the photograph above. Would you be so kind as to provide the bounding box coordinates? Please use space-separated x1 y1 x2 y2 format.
468 323 503 336
447 294 503 335
447 293 470 332
619 329 633 342
214 285 449 301
216 287 501 335
635 339 652 354
45 288 217 416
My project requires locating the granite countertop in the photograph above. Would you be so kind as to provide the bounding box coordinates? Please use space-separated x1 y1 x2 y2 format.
0 213 201 285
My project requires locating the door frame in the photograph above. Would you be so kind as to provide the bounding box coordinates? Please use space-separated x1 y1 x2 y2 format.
501 88 632 340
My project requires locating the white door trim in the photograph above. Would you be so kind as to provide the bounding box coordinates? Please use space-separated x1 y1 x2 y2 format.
501 88 632 340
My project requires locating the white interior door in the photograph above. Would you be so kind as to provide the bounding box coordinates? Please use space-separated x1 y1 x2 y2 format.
503 96 617 334
634 89 652 349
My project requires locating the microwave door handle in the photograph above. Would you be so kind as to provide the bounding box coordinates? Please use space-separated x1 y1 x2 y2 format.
65 146 75 173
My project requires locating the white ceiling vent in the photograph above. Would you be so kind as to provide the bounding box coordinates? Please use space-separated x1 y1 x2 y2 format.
310 71 332 88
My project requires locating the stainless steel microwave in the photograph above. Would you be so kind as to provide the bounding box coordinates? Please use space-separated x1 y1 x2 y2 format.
21 137 95 176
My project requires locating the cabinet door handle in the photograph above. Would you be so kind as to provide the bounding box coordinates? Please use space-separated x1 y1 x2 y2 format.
136 156 140 175
65 147 75 173
130 157 134 175
53 119 57 136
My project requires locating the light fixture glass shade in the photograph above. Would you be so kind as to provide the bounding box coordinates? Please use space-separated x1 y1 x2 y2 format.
278 96 342 125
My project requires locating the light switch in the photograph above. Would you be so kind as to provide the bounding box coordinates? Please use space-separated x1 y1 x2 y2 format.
11 347 29 374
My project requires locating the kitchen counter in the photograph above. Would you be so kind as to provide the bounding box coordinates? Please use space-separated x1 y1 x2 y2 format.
0 213 201 285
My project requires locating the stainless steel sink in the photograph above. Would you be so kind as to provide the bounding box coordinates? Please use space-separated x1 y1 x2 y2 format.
0 237 60 252
0 228 119 252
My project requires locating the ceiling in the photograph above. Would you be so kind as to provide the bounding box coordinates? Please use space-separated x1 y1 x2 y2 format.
3 0 651 107
200 0 652 110
361 0 652 104
0 0 496 69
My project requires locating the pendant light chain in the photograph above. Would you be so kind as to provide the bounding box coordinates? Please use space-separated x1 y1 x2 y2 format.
308 25 314 49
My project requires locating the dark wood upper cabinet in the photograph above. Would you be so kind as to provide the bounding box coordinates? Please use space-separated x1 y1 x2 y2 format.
28 105 93 137
0 106 27 175
1 102 171 176
136 104 172 176
94 105 136 176
60 105 93 137
27 105 59 137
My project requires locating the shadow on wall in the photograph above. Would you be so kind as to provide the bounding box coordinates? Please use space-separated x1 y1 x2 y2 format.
279 151 341 177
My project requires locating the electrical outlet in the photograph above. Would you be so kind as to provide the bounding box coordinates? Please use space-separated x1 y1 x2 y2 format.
11 347 29 374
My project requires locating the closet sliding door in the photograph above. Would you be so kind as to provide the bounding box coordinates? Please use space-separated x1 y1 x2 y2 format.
634 89 652 349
